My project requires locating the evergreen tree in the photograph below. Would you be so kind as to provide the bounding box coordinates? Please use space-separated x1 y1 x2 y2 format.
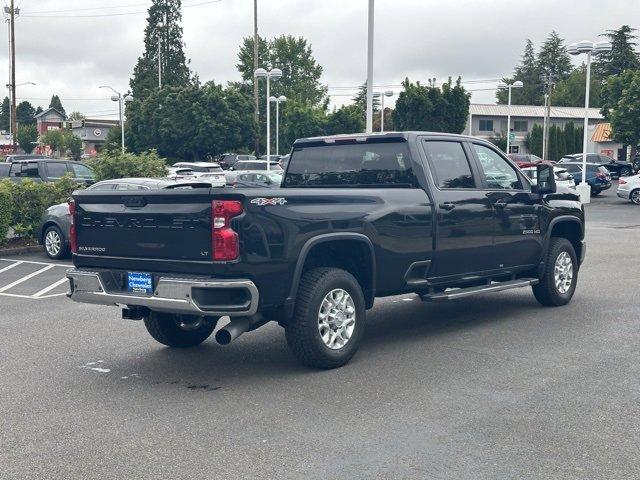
49 95 66 117
130 0 191 99
352 82 381 113
594 25 640 78
497 39 544 105
35 106 43 115
548 125 560 161
16 101 36 125
0 97 9 131
526 124 544 157
537 31 572 83
564 123 576 154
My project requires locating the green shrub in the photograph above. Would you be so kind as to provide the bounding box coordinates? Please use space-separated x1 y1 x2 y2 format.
0 182 11 244
0 176 80 241
87 150 168 181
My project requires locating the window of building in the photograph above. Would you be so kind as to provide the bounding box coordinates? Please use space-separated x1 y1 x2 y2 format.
474 144 522 190
513 120 528 132
423 141 476 189
479 119 494 132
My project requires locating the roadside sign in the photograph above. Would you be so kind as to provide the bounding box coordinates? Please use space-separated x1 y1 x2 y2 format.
509 132 515 141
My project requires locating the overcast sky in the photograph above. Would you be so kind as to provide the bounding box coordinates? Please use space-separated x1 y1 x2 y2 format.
4 0 638 119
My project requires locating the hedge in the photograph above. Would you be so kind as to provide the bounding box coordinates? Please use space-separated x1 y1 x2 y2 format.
0 176 80 245
87 150 167 181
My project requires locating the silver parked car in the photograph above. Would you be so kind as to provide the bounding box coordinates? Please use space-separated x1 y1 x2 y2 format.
172 162 226 187
617 174 640 205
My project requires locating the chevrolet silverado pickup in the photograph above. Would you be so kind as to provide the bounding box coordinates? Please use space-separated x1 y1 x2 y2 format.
67 132 586 369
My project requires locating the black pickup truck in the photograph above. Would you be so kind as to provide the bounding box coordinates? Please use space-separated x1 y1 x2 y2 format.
67 132 585 369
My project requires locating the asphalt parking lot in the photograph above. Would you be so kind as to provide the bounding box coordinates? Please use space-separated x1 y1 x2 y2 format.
2 185 639 480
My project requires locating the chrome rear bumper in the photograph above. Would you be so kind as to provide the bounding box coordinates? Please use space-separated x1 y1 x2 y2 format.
66 269 259 316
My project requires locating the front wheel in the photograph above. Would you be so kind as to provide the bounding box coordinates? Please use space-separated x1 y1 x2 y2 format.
285 268 366 369
533 238 578 306
144 312 216 348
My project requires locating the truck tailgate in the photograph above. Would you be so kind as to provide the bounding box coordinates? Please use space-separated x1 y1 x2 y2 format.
74 189 213 261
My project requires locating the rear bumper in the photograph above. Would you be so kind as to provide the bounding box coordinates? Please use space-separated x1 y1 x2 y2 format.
66 269 259 317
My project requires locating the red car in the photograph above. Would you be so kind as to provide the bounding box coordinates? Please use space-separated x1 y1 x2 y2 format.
508 153 555 169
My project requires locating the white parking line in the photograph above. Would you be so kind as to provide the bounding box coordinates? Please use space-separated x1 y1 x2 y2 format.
0 265 55 293
32 277 69 298
0 260 23 273
0 258 71 268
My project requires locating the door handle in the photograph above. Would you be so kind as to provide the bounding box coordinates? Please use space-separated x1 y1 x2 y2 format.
493 200 508 209
439 202 456 211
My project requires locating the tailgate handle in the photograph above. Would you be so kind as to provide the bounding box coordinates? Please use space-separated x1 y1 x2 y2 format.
122 196 147 208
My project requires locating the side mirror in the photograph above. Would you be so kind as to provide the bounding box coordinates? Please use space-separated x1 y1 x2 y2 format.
535 164 556 194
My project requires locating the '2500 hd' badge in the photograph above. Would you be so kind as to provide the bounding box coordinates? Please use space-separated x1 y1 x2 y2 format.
250 197 287 206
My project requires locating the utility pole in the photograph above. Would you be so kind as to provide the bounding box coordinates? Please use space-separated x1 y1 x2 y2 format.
7 0 17 149
253 0 259 155
365 0 374 133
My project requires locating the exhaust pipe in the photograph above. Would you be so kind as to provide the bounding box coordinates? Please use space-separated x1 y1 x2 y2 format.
215 314 268 345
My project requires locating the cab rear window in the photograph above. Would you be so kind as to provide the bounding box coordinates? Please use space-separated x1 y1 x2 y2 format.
284 140 416 187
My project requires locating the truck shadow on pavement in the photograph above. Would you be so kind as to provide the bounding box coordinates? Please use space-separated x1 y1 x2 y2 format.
91 290 546 389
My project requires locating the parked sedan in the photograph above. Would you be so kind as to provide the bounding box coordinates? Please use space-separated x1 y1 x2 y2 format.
617 174 640 205
38 178 210 259
230 171 283 188
560 162 612 195
560 153 636 178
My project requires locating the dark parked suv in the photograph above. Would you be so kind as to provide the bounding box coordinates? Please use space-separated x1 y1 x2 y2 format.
560 153 636 178
218 153 257 170
8 159 95 184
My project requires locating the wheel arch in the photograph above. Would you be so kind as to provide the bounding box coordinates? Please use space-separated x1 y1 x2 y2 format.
286 233 376 312
540 216 584 274
40 220 66 245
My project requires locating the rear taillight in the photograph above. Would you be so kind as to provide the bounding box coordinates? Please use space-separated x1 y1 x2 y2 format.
619 178 627 185
212 200 243 261
68 200 77 254
596 171 606 179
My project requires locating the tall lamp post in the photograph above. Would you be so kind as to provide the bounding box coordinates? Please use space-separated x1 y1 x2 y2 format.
99 85 132 153
254 68 282 171
365 0 374 133
269 95 286 155
567 40 612 204
497 80 523 154
375 90 394 132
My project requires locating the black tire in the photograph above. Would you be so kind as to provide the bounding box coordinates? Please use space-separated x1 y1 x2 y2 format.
285 268 366 369
620 167 632 177
533 237 578 307
630 189 640 205
590 189 601 196
143 312 215 348
43 225 69 260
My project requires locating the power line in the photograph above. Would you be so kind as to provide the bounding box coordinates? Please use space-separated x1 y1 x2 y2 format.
21 0 222 18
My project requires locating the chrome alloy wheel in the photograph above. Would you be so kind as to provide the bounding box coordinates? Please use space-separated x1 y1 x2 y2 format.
318 288 356 350
631 190 640 205
45 229 62 257
554 251 574 294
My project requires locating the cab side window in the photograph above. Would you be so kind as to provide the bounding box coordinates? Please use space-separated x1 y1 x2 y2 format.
473 144 523 190
423 141 476 189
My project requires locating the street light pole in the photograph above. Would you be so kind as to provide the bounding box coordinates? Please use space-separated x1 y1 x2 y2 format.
567 40 612 203
270 95 286 155
365 0 374 133
100 85 131 153
255 68 282 172
380 90 393 132
498 81 523 154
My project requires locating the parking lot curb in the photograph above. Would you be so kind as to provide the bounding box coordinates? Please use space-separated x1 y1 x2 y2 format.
0 245 44 256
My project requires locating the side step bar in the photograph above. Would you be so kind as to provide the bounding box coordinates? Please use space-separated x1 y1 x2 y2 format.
421 278 539 302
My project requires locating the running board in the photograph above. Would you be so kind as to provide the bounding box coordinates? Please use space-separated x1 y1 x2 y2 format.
421 278 539 302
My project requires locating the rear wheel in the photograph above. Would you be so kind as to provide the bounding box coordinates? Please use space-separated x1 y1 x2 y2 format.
631 189 640 205
285 268 366 369
143 312 216 348
43 225 69 260
533 238 577 306
620 167 632 177
591 189 601 196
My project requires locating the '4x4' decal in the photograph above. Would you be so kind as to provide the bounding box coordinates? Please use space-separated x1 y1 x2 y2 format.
250 197 287 206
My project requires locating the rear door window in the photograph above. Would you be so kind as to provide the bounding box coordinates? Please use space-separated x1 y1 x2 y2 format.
284 140 416 187
423 141 476 189
45 162 70 179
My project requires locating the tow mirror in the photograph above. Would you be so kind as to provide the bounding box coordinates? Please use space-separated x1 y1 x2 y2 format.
535 163 556 194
